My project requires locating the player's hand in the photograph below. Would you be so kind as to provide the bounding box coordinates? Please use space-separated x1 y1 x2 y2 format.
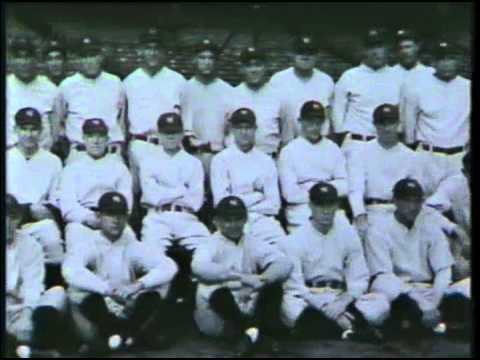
354 214 368 240
322 296 351 321
30 203 54 221
239 274 265 291
115 282 145 300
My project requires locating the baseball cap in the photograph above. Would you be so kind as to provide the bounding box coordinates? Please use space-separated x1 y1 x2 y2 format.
82 118 109 136
364 29 386 48
393 178 424 200
10 36 35 57
240 47 266 64
15 107 42 129
194 38 219 55
299 101 325 121
157 112 183 134
79 36 101 56
44 38 66 57
230 108 256 128
373 104 399 125
432 41 459 60
6 194 23 218
215 196 248 220
395 29 418 46
309 182 339 206
294 36 317 55
140 27 163 47
97 192 128 216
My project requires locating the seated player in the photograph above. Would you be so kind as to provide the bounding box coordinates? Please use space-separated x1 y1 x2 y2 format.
278 101 348 233
365 178 471 339
62 192 179 354
192 196 292 356
280 183 389 342
211 108 286 245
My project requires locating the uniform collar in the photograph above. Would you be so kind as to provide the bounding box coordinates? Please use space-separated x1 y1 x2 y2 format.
141 66 167 78
79 71 104 82
232 142 256 156
360 63 389 73
298 135 326 147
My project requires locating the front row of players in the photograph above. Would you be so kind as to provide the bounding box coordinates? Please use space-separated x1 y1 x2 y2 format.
7 177 470 357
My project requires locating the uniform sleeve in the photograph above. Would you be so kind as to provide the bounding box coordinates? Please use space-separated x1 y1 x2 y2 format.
328 146 348 197
179 82 195 138
140 162 186 208
191 240 232 283
426 178 455 212
323 77 336 136
131 243 178 288
428 227 455 275
46 157 63 207
332 72 350 133
364 225 394 277
253 241 293 284
19 238 46 308
210 154 232 206
343 225 370 299
347 149 367 217
249 158 281 215
115 163 134 212
175 158 205 212
278 147 309 205
399 80 420 145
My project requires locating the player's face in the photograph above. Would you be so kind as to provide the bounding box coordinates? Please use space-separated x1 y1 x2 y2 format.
375 121 399 147
13 53 37 83
293 53 316 72
142 45 165 70
46 51 65 78
83 133 109 158
364 46 388 70
7 214 22 245
397 40 419 67
195 51 216 76
232 124 256 150
15 124 42 148
81 54 103 78
301 119 323 142
159 131 183 152
215 216 247 243
435 57 458 81
100 213 128 240
309 203 338 232
394 197 423 223
243 61 267 87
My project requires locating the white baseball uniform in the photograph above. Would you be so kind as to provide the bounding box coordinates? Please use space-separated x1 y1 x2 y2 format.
210 144 286 245
7 74 59 149
270 67 335 142
140 147 210 252
192 231 292 336
279 213 390 329
390 63 435 84
278 136 348 232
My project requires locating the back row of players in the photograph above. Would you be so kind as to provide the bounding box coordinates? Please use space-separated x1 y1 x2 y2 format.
6 28 470 356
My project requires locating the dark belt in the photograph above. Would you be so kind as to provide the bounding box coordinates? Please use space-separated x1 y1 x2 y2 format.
130 134 159 145
420 143 465 155
306 280 345 290
350 133 376 142
159 204 192 214
365 198 393 206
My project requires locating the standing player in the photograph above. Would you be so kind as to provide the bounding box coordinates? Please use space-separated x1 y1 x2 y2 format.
229 47 285 158
270 36 335 143
400 41 470 191
278 101 348 233
7 36 59 150
44 38 68 86
180 39 235 174
365 179 470 338
124 28 186 194
7 108 64 287
62 192 179 353
280 183 389 341
58 36 126 164
210 108 286 246
192 196 292 356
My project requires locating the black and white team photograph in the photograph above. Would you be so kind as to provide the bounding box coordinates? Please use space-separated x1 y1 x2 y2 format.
4 2 472 358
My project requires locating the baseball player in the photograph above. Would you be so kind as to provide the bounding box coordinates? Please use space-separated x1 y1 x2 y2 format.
348 104 425 240
400 41 470 192
58 118 133 249
139 113 210 304
279 183 389 342
43 38 68 86
180 39 235 174
365 178 470 338
6 194 73 357
210 108 286 246
192 196 292 356
7 107 65 288
7 36 59 150
332 29 400 167
124 28 186 194
58 36 126 165
228 47 286 157
62 192 179 353
270 36 335 143
278 101 348 233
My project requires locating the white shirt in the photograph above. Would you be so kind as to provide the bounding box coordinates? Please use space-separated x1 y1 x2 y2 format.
348 140 424 217
7 74 59 148
280 213 369 299
400 73 471 148
59 71 125 143
180 77 234 151
140 147 205 212
333 64 400 135
123 67 186 135
270 67 334 140
390 62 435 86
59 154 133 224
229 81 284 155
7 147 62 206
62 225 177 295
278 136 348 205
210 144 281 217
365 207 455 282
